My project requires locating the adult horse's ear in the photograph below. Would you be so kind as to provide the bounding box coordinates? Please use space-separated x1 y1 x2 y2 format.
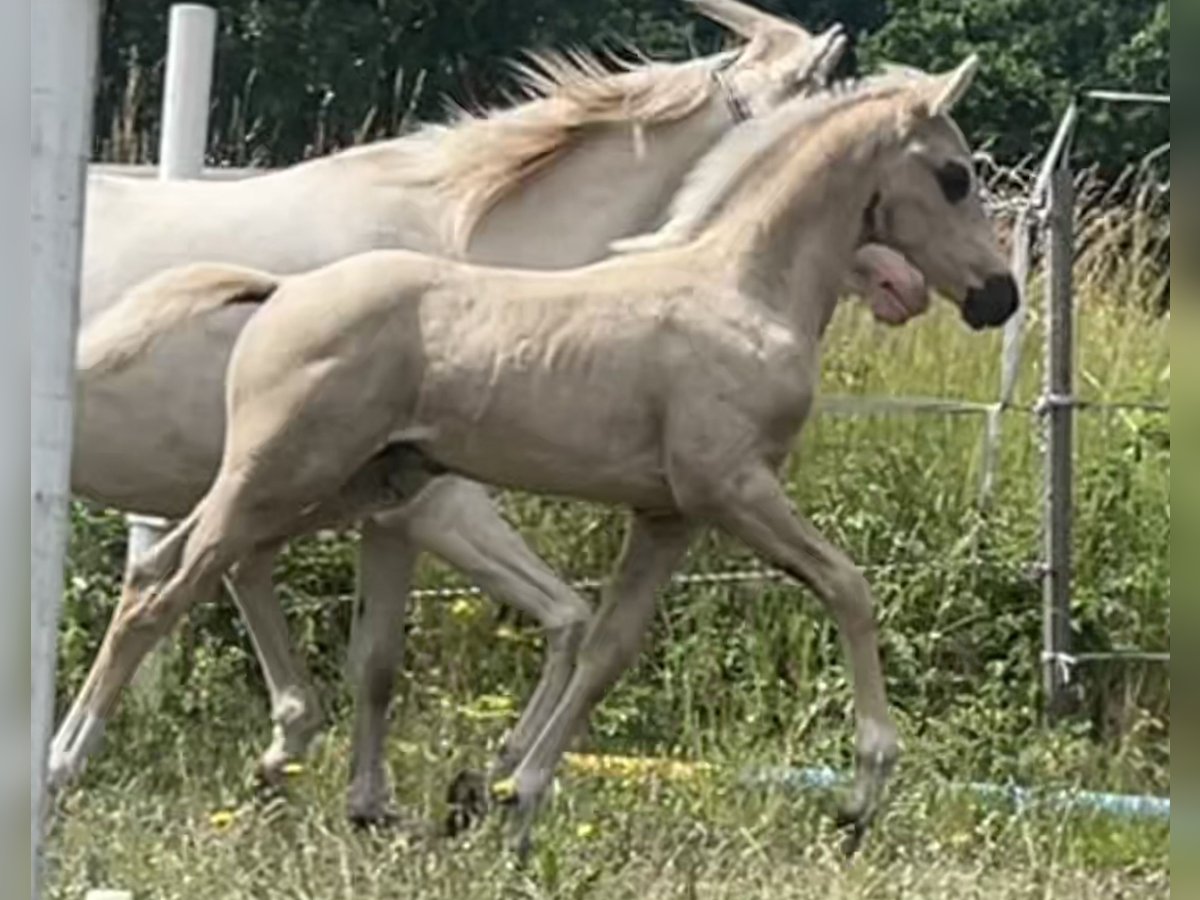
687 0 813 42
927 55 980 115
790 25 847 89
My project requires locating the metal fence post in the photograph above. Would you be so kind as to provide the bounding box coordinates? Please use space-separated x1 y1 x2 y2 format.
32 1 101 895
159 4 217 181
1042 155 1075 719
126 4 217 704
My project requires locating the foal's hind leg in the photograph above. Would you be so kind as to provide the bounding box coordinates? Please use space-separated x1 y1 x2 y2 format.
48 493 252 791
497 512 692 858
697 463 900 853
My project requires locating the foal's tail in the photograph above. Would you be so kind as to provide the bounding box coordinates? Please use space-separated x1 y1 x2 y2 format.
78 263 282 376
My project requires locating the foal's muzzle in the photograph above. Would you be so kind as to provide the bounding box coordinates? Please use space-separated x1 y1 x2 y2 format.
962 274 1019 330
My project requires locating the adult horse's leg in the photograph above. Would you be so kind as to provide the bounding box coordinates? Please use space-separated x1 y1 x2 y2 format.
226 542 323 784
344 478 593 831
343 517 418 826
497 512 692 858
696 462 900 854
401 481 594 776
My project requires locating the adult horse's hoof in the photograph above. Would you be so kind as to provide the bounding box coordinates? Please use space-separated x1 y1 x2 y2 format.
347 802 403 830
251 758 296 796
348 804 428 837
444 769 491 836
833 807 868 858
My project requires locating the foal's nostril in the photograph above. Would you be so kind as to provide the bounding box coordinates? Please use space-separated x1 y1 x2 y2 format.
962 274 1019 330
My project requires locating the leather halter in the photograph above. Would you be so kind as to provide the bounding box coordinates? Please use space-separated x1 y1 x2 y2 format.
712 59 752 124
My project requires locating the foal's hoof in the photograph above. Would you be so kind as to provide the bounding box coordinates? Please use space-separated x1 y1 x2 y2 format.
445 769 491 837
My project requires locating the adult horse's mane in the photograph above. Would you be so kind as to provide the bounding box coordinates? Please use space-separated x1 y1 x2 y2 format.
613 70 924 255
334 47 725 252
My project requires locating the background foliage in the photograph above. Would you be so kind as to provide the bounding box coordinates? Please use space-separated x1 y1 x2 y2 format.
94 0 1169 171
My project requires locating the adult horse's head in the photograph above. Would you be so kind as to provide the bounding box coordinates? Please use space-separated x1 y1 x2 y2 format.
863 57 1018 329
445 0 850 265
691 0 849 117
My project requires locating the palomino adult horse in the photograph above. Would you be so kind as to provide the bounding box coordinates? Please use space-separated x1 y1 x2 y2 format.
56 56 1015 855
65 0 925 824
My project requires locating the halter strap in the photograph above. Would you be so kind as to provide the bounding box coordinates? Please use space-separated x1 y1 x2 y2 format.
712 62 751 124
861 191 883 242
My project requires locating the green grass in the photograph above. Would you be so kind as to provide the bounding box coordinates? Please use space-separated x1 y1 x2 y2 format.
49 188 1169 895
46 706 1168 900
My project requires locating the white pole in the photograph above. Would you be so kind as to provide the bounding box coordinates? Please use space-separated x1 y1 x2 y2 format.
158 4 217 180
126 4 218 701
31 0 100 896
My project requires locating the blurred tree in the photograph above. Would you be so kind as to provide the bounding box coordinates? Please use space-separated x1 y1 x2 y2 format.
92 0 1168 172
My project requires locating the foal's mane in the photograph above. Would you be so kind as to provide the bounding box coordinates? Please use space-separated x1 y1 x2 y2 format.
614 70 923 255
337 48 724 253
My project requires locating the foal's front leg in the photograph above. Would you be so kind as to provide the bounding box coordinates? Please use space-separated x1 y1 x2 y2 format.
226 542 323 785
699 462 900 853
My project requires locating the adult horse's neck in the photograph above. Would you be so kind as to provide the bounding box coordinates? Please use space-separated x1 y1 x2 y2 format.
465 92 736 268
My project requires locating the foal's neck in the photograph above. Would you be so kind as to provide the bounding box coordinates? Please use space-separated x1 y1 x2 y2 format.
748 156 880 338
701 96 900 338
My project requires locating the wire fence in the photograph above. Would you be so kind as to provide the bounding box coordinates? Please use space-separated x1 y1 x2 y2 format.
105 85 1171 712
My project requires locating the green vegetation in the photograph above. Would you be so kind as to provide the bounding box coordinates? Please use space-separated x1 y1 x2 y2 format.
49 168 1169 895
94 0 1168 173
46 718 1168 899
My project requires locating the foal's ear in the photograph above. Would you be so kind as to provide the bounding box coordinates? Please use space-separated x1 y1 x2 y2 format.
901 54 980 128
924 55 980 116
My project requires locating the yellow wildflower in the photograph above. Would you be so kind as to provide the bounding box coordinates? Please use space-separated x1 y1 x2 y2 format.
449 597 481 622
491 777 518 802
458 693 516 721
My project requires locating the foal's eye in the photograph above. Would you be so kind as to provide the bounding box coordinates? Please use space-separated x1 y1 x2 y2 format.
936 161 972 203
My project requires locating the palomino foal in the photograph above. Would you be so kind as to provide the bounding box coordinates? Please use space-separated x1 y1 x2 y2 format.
67 1 872 824
62 3 927 826
59 59 1014 853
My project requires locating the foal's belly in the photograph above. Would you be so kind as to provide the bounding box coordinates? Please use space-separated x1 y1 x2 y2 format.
409 364 674 509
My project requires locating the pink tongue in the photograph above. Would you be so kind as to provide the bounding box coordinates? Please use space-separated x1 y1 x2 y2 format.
871 284 917 325
865 250 928 325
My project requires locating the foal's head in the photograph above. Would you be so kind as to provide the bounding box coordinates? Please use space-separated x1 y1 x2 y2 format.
864 58 1018 329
